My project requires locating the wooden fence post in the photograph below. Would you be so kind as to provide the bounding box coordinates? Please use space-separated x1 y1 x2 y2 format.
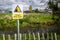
8 34 11 40
37 32 40 40
2 34 5 40
29 32 31 40
20 33 22 40
54 33 57 40
14 34 17 40
33 32 35 40
47 33 49 40
51 33 53 40
24 33 26 40
1 33 57 40
42 33 45 40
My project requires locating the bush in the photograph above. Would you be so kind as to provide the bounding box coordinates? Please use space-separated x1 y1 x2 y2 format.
0 13 55 31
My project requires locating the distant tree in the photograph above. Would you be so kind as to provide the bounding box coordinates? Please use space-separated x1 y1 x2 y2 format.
48 0 58 20
35 9 40 13
29 5 32 13
9 11 12 13
48 0 60 33
44 8 48 13
48 0 58 11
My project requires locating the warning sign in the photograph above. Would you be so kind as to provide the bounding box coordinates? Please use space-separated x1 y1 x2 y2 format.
12 4 23 19
14 5 21 12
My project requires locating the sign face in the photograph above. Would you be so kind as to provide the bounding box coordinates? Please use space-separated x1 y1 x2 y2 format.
12 4 23 19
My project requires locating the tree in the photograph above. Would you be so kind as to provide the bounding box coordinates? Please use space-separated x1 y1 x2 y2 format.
35 9 40 13
44 9 48 13
48 0 59 21
48 0 60 33
48 0 58 11
29 5 32 13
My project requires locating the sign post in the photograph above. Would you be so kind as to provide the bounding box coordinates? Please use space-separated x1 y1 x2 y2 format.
17 19 20 40
12 4 23 40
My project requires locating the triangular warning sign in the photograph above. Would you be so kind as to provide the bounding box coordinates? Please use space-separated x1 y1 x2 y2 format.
14 5 21 12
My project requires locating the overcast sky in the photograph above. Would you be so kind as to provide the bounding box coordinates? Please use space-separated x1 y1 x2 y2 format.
0 0 49 11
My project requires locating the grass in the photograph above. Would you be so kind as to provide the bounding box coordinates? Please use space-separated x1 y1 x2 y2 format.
26 13 53 22
0 13 59 40
57 34 60 40
0 13 53 22
0 13 57 31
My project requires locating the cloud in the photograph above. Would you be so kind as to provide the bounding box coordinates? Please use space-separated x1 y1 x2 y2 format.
0 0 49 11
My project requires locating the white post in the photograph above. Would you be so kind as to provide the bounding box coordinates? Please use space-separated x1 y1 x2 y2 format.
37 32 40 40
8 34 11 40
20 33 22 40
42 33 45 40
47 33 49 40
25 33 26 40
29 32 31 40
2 34 5 40
51 33 53 40
14 34 17 40
33 33 35 40
54 33 57 40
17 19 20 40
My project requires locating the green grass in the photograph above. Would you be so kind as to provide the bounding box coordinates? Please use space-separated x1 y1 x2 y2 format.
0 13 12 19
0 13 59 40
57 34 60 40
26 13 53 22
0 13 56 31
0 13 53 22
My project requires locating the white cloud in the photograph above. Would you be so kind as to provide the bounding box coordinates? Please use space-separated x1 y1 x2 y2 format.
4 0 15 2
0 0 49 11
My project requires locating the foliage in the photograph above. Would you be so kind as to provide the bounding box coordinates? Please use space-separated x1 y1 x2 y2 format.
48 0 60 24
48 1 58 11
0 13 56 31
48 1 60 33
35 9 40 13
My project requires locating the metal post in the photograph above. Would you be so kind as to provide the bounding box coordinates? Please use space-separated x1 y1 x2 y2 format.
17 19 20 40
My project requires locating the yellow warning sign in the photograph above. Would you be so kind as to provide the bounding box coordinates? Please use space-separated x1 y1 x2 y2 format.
14 5 21 12
12 4 23 19
12 13 23 19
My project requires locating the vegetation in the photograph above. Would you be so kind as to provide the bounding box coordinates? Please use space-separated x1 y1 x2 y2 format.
48 0 59 21
0 12 60 39
34 9 40 13
48 0 60 33
0 13 57 31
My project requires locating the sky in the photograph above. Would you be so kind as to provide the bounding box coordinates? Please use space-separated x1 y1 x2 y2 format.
0 0 49 11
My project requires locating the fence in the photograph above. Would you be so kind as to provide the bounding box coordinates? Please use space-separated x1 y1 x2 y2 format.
0 32 57 40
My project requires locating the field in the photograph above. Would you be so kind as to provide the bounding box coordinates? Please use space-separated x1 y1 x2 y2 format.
0 13 60 40
0 13 59 31
0 13 55 30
